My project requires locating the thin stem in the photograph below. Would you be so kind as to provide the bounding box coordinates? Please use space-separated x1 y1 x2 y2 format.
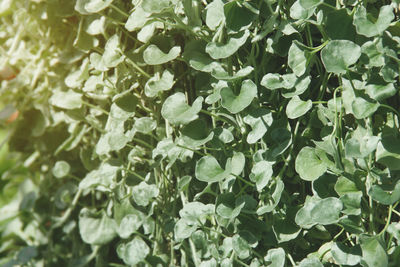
82 100 109 115
125 57 151 79
110 4 129 18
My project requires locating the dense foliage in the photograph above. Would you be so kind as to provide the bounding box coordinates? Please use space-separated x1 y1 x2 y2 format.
1 0 400 266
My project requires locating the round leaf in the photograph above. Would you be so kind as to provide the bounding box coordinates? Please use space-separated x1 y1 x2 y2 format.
79 208 117 245
295 147 327 181
117 237 150 265
52 161 70 178
321 40 361 74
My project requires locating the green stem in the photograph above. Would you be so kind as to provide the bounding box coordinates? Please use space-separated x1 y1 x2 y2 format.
82 100 109 115
110 4 129 18
125 57 152 79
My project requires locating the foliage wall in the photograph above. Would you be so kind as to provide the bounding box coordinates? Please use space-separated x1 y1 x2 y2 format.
1 0 400 266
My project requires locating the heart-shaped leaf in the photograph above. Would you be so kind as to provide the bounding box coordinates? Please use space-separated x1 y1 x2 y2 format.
161 92 203 125
145 69 174 98
288 42 307 77
260 73 297 90
250 161 273 191
205 0 225 30
359 235 388 267
195 155 232 183
216 192 245 219
264 248 285 267
79 208 117 245
365 83 396 102
368 180 400 205
353 5 394 37
331 242 362 266
206 30 249 59
220 79 257 114
143 45 181 65
321 40 361 74
286 96 312 119
243 108 273 144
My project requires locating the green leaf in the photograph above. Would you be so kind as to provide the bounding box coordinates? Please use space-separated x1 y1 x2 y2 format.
79 163 119 191
335 176 359 196
295 197 343 228
79 208 117 245
232 234 251 259
125 6 150 31
359 235 388 267
49 90 82 110
52 161 70 178
211 66 254 81
295 147 327 181
376 134 400 170
351 97 379 119
134 117 157 134
344 125 380 158
216 192 245 219
353 5 394 37
365 83 396 102
288 42 307 76
260 73 297 90
161 92 203 125
250 161 273 192
195 155 232 183
180 119 214 148
362 41 385 67
179 201 214 224
321 40 361 74
340 192 362 215
224 1 257 32
174 218 197 240
299 0 322 9
141 0 170 13
144 69 174 98
117 237 150 265
205 0 224 30
117 214 143 239
256 179 285 215
206 30 249 59
290 0 315 20
286 96 312 119
298 258 323 267
182 40 225 73
331 242 362 266
387 223 400 242
243 108 273 144
143 45 181 65
325 9 357 41
220 79 257 114
264 248 285 267
131 181 159 206
368 180 400 205
84 0 113 13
